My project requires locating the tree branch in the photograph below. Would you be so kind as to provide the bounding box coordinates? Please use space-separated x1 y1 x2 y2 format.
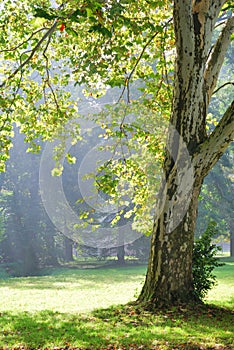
0 21 58 89
209 0 227 24
0 27 49 53
43 36 60 112
204 16 234 102
213 81 234 94
117 18 173 104
174 0 194 75
194 100 234 177
210 171 233 206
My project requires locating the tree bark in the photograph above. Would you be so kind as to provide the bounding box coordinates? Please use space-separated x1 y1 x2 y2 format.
138 0 234 307
230 220 234 258
64 237 74 262
138 173 203 305
117 245 125 265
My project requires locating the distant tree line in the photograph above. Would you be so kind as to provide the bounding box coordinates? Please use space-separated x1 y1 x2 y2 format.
0 130 150 276
0 130 233 277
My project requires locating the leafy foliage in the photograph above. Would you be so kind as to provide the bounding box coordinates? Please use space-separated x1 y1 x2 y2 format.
192 222 224 301
0 0 173 233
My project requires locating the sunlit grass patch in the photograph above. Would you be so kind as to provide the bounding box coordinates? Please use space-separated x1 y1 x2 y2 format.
205 258 234 308
0 259 233 349
0 260 232 314
0 265 147 313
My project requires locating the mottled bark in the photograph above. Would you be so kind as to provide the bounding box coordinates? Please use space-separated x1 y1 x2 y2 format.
139 177 203 305
138 0 234 306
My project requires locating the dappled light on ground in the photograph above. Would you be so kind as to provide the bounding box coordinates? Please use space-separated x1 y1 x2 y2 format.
0 262 233 349
0 304 233 350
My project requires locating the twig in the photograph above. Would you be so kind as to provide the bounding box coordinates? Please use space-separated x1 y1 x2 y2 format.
43 35 60 112
213 81 234 94
0 21 58 89
0 27 49 53
0 69 23 133
118 17 173 104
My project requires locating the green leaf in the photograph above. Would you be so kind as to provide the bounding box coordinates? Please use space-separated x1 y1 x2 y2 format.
66 28 79 37
51 166 64 177
70 8 87 20
89 24 112 38
66 153 76 164
86 8 93 18
33 7 57 20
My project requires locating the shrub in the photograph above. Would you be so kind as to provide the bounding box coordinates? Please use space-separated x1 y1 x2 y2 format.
192 221 224 301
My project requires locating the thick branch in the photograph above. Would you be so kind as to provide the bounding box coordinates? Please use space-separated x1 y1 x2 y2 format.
194 100 234 177
174 1 194 75
209 0 227 23
204 16 234 102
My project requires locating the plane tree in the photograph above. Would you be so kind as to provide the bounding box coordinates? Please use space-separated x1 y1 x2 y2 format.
0 0 233 305
138 0 234 305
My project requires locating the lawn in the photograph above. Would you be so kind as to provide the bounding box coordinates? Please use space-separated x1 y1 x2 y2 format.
0 265 146 313
0 258 233 350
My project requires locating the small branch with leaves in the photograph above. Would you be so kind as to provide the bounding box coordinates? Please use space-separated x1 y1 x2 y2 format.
0 21 58 89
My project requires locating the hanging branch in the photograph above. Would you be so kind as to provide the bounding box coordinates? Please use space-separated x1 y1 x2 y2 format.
117 18 173 104
43 35 60 112
0 27 49 54
117 16 173 138
0 21 58 89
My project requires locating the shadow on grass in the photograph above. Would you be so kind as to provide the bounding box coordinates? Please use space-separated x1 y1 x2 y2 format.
0 310 104 349
0 303 233 350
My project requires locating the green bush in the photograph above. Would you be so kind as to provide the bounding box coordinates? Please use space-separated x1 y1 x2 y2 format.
0 265 10 279
192 221 224 301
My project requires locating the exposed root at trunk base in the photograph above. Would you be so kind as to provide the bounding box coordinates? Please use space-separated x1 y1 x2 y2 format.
136 289 202 311
131 300 234 318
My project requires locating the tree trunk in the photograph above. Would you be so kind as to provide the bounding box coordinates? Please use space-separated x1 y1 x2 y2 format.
139 172 204 305
64 237 74 262
117 245 125 265
138 0 234 307
22 244 38 276
230 220 234 258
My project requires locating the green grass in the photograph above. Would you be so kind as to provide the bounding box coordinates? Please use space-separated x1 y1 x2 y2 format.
205 257 234 308
0 259 233 350
0 265 146 313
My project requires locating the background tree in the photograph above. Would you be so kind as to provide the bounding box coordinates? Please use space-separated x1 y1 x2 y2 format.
0 131 65 275
196 146 234 256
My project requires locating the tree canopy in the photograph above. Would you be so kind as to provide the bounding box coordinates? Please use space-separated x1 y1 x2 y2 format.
0 0 175 236
0 0 173 160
